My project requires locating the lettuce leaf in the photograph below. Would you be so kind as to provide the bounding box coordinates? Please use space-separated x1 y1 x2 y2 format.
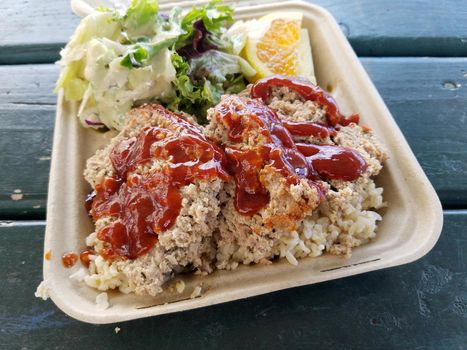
168 49 254 123
122 0 159 31
120 37 177 68
189 50 255 83
168 52 203 116
181 0 233 33
176 19 217 59
174 0 233 55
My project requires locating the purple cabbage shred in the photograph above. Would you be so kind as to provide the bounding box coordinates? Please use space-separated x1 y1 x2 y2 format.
85 119 104 127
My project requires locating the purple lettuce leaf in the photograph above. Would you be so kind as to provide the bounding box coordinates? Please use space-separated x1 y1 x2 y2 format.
176 19 217 60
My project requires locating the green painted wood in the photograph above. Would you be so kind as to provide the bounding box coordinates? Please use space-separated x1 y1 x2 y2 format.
1 211 466 348
0 1 79 64
1 0 467 64
363 57 467 208
1 58 466 217
0 65 57 219
319 0 467 57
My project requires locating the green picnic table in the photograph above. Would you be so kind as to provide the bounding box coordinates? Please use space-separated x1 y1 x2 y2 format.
1 0 467 348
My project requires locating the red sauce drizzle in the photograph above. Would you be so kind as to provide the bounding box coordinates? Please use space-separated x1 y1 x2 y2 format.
225 148 271 215
296 143 367 181
251 75 360 127
61 252 78 268
79 250 94 268
282 120 336 138
214 95 366 216
44 250 52 261
89 105 229 260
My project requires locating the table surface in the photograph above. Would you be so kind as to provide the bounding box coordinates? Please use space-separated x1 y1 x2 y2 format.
1 1 466 349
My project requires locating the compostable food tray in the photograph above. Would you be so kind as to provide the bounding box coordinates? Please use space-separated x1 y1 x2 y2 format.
44 0 443 324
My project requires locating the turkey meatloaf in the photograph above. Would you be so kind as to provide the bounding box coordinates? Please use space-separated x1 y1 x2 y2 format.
82 105 228 296
77 76 387 296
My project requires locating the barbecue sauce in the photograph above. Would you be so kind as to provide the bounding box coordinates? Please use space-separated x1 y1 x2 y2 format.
296 143 367 181
213 95 366 216
282 120 336 138
89 106 229 260
44 250 52 261
61 252 78 268
79 250 94 268
251 75 360 127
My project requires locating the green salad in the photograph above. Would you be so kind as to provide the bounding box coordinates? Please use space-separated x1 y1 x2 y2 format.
56 0 254 129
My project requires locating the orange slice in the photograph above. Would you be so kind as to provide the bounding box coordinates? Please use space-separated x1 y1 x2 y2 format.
242 12 316 83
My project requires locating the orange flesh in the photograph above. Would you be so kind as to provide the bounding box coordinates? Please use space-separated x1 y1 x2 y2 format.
256 19 300 75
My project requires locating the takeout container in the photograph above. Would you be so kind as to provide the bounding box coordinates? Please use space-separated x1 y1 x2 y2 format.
44 0 443 324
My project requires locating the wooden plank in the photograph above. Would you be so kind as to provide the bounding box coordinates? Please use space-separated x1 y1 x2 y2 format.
362 57 467 207
1 58 466 217
319 0 467 57
0 1 79 64
1 211 466 348
1 0 467 64
0 65 57 218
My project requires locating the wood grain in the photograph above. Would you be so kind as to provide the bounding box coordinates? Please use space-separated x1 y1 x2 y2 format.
1 211 465 349
1 0 467 64
1 58 465 217
0 65 57 218
363 57 467 207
